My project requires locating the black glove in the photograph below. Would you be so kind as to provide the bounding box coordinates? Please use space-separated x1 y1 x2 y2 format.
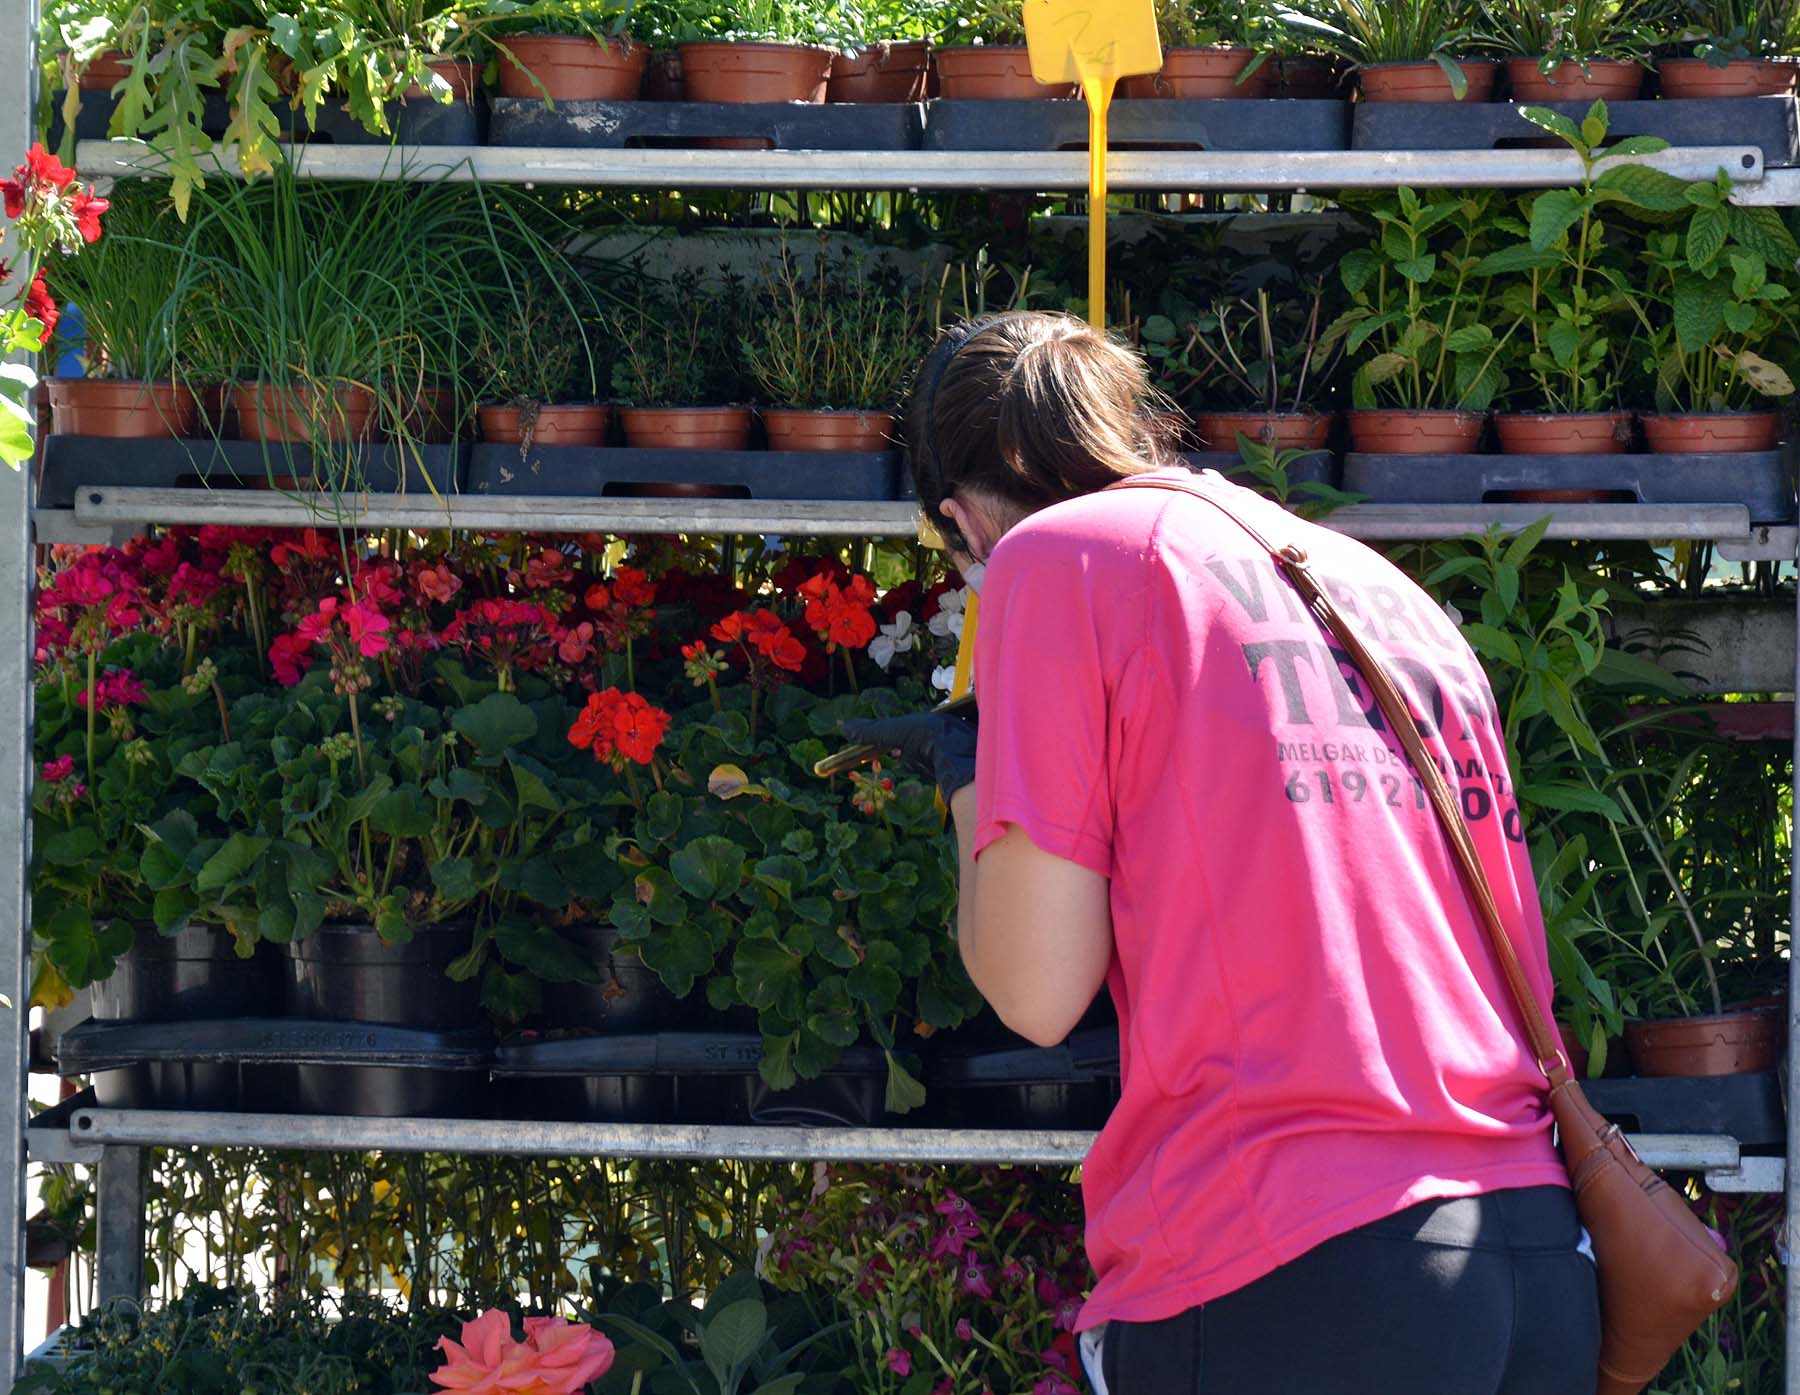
839 709 978 802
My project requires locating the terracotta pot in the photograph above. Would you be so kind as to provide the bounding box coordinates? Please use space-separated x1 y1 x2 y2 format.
1275 54 1343 98
1357 59 1499 103
1625 1010 1782 1077
762 409 895 452
195 383 236 439
1641 411 1782 453
78 51 132 92
403 385 462 444
405 57 480 103
1121 48 1272 99
233 383 377 444
498 34 648 101
47 379 197 438
1494 411 1632 454
1194 410 1332 451
828 42 931 102
478 403 611 447
676 42 832 104
1506 58 1644 102
645 49 684 101
1347 409 1487 453
934 46 1078 100
619 406 753 451
1658 57 1797 99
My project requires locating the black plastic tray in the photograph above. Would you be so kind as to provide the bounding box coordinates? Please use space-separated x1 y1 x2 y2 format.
47 89 232 148
924 97 1349 152
489 98 922 149
928 1025 1121 1130
1342 451 1794 523
1583 1072 1784 1146
58 1018 493 1118
495 1032 894 1127
292 96 485 146
466 444 900 500
1352 95 1796 165
40 436 466 509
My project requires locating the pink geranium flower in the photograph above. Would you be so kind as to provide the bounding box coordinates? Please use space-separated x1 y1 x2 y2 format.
885 1348 911 1376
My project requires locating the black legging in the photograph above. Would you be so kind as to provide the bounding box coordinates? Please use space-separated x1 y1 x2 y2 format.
1099 1186 1601 1395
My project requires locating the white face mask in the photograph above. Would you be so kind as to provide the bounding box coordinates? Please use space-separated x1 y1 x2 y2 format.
961 560 986 596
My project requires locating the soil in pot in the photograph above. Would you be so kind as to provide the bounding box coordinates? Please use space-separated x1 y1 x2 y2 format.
677 42 833 104
47 379 197 438
498 34 648 101
1194 410 1332 451
535 924 687 1032
934 46 1078 99
1506 58 1643 101
1658 58 1797 99
828 42 931 102
761 409 895 452
90 923 282 1022
1121 48 1273 99
1347 409 1487 453
478 403 611 448
283 922 483 1030
77 51 132 92
619 405 753 450
1625 1010 1782 1077
234 383 377 444
1358 60 1499 103
1640 411 1782 453
1494 411 1632 454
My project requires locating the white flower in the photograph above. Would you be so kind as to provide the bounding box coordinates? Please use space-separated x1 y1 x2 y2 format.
928 586 967 639
869 611 918 672
931 663 958 694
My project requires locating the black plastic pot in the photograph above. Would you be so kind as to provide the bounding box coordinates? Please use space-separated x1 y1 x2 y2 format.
536 924 688 1032
90 923 282 1023
494 1037 678 1122
283 922 481 1029
928 1025 1121 1129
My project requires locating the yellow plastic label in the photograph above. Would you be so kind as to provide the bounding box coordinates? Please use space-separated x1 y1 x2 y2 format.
1023 0 1160 329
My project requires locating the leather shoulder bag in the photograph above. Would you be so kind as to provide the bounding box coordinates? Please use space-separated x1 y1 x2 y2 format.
1110 473 1738 1395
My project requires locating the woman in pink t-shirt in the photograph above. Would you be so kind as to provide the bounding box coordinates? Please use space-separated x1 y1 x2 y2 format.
842 311 1600 1394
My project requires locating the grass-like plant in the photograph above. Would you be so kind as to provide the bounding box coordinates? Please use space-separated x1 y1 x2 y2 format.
42 178 194 382
1484 0 1676 66
1669 0 1799 61
743 243 928 411
1283 0 1497 93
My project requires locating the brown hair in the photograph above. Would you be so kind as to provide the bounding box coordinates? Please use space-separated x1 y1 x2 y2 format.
906 310 1172 553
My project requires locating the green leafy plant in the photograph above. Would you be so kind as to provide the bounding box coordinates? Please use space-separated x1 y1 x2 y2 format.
935 0 1030 46
1477 102 1669 413
1151 0 1284 52
593 1271 846 1395
743 243 929 411
474 277 600 409
1231 437 1363 517
1669 0 1799 62
607 269 752 408
830 0 957 48
664 0 851 46
1483 0 1674 66
1325 186 1512 410
1282 0 1496 95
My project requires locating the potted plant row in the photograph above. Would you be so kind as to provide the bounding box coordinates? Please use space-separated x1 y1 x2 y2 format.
1329 104 1796 481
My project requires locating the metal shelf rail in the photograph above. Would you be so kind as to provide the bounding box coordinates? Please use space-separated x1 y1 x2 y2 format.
0 14 1792 1389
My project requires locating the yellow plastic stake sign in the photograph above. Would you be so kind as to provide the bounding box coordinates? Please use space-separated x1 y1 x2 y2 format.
1023 0 1162 328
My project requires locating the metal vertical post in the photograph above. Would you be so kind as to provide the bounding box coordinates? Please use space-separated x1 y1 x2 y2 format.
0 1 38 1387
1788 524 1800 1395
93 1149 143 1305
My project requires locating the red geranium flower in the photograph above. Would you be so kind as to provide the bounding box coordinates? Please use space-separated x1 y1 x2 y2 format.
798 571 877 651
69 190 107 243
23 269 56 347
610 565 656 608
568 687 671 769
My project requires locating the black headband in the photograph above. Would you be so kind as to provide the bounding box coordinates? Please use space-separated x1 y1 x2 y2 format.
913 310 1036 510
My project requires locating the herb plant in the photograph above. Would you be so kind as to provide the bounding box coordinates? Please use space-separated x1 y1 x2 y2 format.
1141 278 1344 414
1325 186 1512 411
743 243 928 411
606 270 752 408
474 278 600 409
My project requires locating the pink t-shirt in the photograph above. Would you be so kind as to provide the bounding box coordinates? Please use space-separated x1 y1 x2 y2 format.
972 469 1567 1331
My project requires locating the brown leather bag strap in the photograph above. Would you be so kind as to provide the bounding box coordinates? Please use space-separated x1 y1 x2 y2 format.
1110 475 1573 1088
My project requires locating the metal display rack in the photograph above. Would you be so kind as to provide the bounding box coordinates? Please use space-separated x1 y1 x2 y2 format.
6 7 1800 1388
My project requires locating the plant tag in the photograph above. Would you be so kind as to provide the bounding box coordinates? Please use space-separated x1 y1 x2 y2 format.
1023 0 1161 328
